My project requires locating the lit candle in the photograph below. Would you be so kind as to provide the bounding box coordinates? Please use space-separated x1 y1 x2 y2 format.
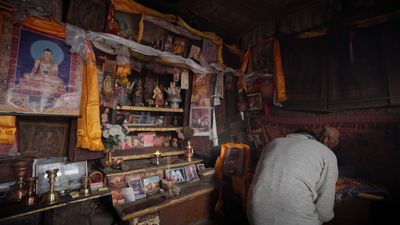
154 151 161 165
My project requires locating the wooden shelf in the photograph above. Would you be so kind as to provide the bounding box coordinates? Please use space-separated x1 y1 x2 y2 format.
0 190 111 222
112 146 185 160
127 126 182 132
114 177 215 221
117 106 184 113
105 157 203 177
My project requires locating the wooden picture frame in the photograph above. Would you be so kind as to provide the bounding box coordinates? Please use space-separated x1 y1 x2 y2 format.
142 175 160 195
127 178 146 199
247 93 262 111
18 120 69 158
184 164 200 182
247 115 262 133
165 167 186 183
172 37 187 57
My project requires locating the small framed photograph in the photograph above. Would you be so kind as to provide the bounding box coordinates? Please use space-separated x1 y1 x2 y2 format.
164 34 174 52
247 115 262 133
172 37 187 56
142 175 160 195
128 115 141 124
131 136 144 148
111 187 136 205
184 165 200 182
165 167 186 183
107 175 127 188
196 163 206 172
127 178 146 200
247 93 262 111
188 45 201 61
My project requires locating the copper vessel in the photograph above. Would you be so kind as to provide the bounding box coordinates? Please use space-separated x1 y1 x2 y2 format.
42 169 60 205
6 160 29 202
184 140 194 161
22 177 39 206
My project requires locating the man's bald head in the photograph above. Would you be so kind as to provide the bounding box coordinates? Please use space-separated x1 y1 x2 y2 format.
320 126 340 149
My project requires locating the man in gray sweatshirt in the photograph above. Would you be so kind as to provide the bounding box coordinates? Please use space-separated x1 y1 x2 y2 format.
247 128 339 225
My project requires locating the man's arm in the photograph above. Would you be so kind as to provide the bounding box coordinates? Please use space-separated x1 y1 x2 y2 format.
315 153 338 222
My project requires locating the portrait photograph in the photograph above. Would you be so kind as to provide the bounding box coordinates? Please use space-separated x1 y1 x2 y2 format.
247 93 263 111
127 178 146 199
131 136 144 148
165 167 186 183
142 175 160 195
1 27 82 115
196 163 206 172
190 107 211 136
184 164 200 182
107 175 128 188
111 187 135 205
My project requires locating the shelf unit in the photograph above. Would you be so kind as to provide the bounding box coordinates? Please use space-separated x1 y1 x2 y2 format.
105 156 202 178
126 126 182 132
117 105 184 113
112 146 184 160
0 190 111 222
113 177 215 221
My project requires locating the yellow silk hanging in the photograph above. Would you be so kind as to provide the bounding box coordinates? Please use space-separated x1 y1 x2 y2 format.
20 16 104 151
0 116 16 144
273 39 288 103
111 0 224 65
77 55 105 151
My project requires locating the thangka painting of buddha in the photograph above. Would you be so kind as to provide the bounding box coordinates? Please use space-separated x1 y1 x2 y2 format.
0 26 82 115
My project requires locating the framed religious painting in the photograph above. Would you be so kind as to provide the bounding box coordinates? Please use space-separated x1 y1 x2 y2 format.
0 25 83 115
18 119 70 158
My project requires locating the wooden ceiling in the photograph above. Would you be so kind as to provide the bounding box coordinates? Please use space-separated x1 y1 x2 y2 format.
135 0 316 42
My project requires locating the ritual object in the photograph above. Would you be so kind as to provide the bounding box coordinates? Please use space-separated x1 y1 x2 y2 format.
42 169 60 205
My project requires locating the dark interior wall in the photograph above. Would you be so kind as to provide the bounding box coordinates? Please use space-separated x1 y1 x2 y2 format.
281 21 400 111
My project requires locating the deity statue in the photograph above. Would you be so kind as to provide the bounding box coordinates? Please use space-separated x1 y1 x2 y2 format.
152 85 164 107
132 79 144 106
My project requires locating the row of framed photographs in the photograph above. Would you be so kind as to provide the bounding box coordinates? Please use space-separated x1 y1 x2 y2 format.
110 164 202 205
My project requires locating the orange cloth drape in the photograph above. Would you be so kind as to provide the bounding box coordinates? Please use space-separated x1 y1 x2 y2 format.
0 116 16 144
273 39 288 103
20 16 104 151
111 0 224 65
77 48 105 151
214 143 252 214
21 16 66 38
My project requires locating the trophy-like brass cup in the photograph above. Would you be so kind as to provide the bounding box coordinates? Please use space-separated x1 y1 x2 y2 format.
22 177 39 206
79 176 91 197
42 169 60 205
6 160 29 202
